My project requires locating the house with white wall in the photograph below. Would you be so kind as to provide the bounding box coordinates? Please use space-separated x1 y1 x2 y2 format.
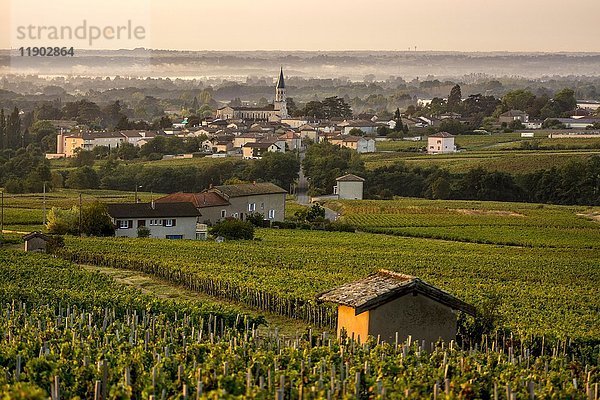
427 132 456 154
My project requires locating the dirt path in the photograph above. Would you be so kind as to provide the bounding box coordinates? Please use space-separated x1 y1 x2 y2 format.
80 264 327 337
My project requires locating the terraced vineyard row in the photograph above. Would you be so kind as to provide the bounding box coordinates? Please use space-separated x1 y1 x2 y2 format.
0 250 598 399
60 229 600 339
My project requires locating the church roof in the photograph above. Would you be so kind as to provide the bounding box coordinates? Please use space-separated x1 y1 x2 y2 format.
276 68 285 89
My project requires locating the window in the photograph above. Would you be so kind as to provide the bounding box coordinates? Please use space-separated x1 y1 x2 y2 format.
149 219 160 226
220 210 227 218
164 219 176 227
233 212 239 218
248 203 256 212
137 220 146 228
261 202 265 210
117 220 131 229
268 209 276 219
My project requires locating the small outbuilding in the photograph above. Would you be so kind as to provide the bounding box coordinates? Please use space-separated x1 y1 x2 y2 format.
317 270 476 344
334 174 365 200
23 232 51 253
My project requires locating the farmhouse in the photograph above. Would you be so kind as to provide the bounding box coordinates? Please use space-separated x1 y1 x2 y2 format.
107 202 201 240
499 110 529 124
427 132 456 154
156 182 287 224
318 270 476 344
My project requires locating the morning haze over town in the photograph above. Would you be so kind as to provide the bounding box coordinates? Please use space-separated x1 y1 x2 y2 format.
0 0 599 399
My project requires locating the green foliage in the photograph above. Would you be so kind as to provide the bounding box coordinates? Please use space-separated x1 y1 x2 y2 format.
210 219 254 240
46 201 114 236
245 212 265 227
244 151 299 191
303 142 365 195
301 96 353 119
137 225 151 238
65 166 99 189
306 203 326 222
80 201 115 236
46 207 79 235
70 149 95 167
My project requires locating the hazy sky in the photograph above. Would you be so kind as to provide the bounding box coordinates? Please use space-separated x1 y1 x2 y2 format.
2 0 600 52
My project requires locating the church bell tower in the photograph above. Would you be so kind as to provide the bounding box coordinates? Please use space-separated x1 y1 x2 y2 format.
274 67 288 118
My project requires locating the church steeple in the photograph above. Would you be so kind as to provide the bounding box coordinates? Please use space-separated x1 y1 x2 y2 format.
276 67 285 89
274 67 288 118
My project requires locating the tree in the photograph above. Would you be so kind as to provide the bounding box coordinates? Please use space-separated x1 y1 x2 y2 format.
65 166 99 189
302 142 365 195
117 142 139 160
501 90 535 112
244 152 300 191
80 201 115 236
447 84 462 113
430 176 451 199
46 207 79 235
6 107 21 149
301 97 353 119
47 202 114 236
70 149 95 167
30 120 57 151
0 109 5 150
306 203 326 222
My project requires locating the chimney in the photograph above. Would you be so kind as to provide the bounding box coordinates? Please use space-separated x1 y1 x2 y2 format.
151 200 155 209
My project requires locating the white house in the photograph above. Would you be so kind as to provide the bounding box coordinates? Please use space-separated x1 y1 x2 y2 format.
334 174 365 200
107 202 201 240
427 132 456 154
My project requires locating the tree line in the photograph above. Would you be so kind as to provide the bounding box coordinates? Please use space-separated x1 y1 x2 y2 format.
303 142 600 206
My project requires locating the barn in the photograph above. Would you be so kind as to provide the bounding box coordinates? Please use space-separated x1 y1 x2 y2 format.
317 270 476 344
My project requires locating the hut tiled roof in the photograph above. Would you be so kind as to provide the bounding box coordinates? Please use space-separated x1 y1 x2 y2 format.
336 174 365 182
317 269 476 315
428 132 454 138
23 232 51 241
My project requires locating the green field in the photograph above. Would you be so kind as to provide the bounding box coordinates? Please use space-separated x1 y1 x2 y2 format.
363 149 600 173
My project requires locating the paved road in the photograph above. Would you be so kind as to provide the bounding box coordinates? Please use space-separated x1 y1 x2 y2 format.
296 151 310 205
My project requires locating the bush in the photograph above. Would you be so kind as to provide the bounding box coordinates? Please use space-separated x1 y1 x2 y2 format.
4 178 24 193
137 226 151 238
246 212 266 227
210 219 254 240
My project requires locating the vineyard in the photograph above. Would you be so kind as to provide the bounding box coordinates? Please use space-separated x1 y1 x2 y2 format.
327 199 600 249
1 250 599 399
57 226 600 339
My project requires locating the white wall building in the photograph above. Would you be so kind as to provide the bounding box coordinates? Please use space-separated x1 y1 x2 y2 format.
334 174 365 200
427 132 456 154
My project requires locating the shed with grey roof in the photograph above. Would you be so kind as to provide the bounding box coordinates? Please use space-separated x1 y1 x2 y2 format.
318 270 475 344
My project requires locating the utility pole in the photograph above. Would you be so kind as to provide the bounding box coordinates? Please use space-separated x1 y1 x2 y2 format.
42 182 47 226
78 193 82 236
